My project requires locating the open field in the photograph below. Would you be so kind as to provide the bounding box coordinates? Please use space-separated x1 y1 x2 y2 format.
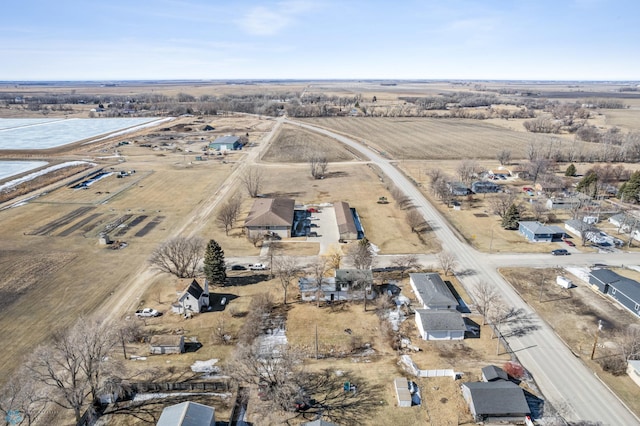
501 267 640 417
261 123 360 163
298 117 605 161
604 108 640 130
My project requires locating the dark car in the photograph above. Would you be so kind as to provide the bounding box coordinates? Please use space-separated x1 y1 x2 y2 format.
551 249 570 256
231 264 247 270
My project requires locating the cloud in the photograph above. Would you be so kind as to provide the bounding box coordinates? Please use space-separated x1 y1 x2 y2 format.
237 0 316 36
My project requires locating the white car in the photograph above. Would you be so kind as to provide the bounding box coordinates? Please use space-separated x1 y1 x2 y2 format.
135 308 160 317
249 263 268 270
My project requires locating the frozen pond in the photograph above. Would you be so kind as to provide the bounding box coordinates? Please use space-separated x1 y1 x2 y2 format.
0 160 49 181
0 117 162 150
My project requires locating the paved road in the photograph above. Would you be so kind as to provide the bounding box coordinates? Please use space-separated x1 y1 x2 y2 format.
286 118 640 425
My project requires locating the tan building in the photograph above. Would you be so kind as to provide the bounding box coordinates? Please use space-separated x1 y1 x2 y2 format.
334 201 358 240
244 198 294 239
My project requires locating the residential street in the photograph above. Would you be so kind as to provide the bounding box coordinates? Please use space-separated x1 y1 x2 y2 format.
287 118 640 425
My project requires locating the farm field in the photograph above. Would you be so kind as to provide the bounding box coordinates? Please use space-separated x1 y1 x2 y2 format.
604 108 640 131
299 116 580 160
261 123 360 163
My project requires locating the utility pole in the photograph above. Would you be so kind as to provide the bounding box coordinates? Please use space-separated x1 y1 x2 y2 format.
591 319 603 360
315 324 319 360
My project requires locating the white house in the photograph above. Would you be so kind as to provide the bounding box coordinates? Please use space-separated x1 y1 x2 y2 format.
172 279 209 315
415 309 466 340
298 269 375 302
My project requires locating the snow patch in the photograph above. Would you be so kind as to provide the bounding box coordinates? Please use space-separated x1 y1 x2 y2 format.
0 161 95 193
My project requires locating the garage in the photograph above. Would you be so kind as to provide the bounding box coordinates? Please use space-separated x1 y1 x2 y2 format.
415 309 466 341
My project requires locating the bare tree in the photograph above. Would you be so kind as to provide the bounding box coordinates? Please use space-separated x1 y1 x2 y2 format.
26 318 119 423
309 154 329 179
227 343 383 424
349 238 374 270
392 254 419 280
311 258 328 307
616 325 640 362
527 157 551 185
457 160 480 185
488 192 518 219
471 281 499 325
116 320 144 360
406 209 427 233
272 255 300 304
530 201 548 222
326 245 342 271
437 251 457 276
149 236 203 278
241 167 263 198
0 367 48 426
217 195 242 235
497 149 512 166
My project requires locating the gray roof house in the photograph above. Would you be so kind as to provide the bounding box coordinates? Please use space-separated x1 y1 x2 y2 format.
157 401 215 426
589 269 640 317
461 381 531 423
627 360 640 388
244 198 295 239
564 219 597 238
481 365 508 382
415 309 466 340
409 273 458 310
518 221 566 242
471 180 501 194
208 135 242 151
447 182 472 196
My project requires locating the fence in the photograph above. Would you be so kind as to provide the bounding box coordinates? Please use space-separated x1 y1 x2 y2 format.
130 380 230 393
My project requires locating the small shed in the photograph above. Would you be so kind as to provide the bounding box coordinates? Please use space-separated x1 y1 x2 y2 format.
157 401 215 426
481 365 508 382
149 335 184 355
556 276 573 289
394 377 412 407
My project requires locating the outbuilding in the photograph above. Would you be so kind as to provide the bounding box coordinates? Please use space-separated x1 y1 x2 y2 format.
409 273 458 310
149 335 185 355
208 135 242 151
157 401 215 426
589 269 640 317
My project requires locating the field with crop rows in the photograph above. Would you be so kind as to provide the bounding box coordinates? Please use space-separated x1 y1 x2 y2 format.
299 117 547 160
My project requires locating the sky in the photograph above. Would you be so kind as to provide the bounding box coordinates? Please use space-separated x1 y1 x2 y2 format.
1 0 638 81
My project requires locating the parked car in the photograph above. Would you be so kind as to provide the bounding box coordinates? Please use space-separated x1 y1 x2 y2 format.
231 264 247 271
135 308 160 317
308 231 318 237
249 263 268 270
564 239 576 247
551 249 570 256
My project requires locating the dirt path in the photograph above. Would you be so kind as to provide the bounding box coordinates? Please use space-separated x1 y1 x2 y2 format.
94 116 284 321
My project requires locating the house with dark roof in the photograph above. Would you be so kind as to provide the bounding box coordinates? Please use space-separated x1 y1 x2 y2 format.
244 198 295 239
471 180 501 194
209 135 242 151
461 381 531 423
171 279 209 315
409 273 458 310
589 269 640 317
481 365 508 382
334 201 358 240
447 182 472 196
518 221 566 242
157 401 215 426
415 309 466 340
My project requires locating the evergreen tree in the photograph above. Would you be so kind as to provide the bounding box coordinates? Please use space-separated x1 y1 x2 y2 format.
618 171 640 203
565 163 577 177
501 204 520 230
203 239 226 286
576 171 598 198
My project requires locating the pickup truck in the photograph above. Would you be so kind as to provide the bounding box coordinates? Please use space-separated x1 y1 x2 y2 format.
135 308 160 317
249 263 268 270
